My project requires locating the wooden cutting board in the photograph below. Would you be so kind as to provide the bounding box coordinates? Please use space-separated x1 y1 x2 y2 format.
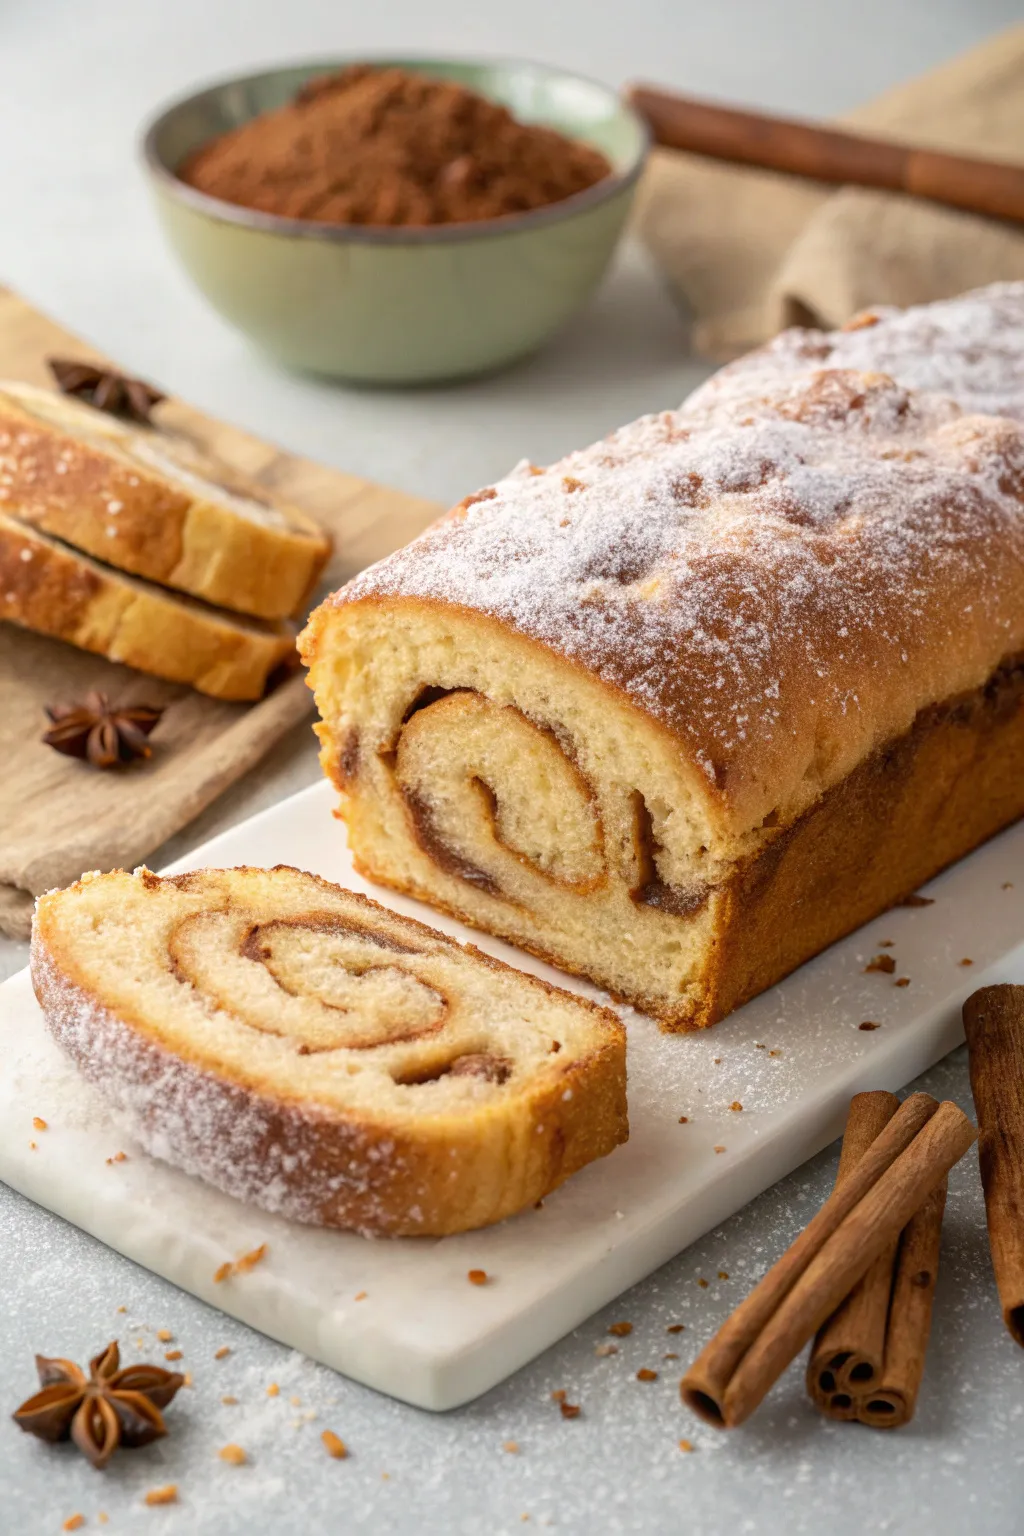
0 287 441 939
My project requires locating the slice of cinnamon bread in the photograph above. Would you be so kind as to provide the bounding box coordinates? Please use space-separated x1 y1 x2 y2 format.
0 381 330 620
0 512 294 700
31 865 627 1238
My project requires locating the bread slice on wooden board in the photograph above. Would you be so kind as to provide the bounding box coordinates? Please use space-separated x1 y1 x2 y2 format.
0 381 331 620
31 864 628 1238
0 512 295 701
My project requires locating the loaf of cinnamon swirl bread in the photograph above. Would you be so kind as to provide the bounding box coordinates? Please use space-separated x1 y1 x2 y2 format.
301 315 1024 1032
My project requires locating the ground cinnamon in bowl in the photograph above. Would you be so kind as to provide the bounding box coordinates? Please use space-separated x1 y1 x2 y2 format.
179 65 613 227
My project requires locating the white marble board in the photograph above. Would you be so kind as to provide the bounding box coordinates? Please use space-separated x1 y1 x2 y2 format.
0 779 1020 1411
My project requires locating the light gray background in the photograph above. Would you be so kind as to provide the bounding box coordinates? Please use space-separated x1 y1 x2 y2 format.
1 2 1022 1531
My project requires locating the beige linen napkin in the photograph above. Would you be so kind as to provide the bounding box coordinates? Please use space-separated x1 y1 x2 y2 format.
634 25 1024 358
0 288 439 940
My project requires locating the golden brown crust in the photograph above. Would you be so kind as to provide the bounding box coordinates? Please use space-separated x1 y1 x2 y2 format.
0 513 295 700
694 652 1024 1030
31 865 627 1237
0 383 330 619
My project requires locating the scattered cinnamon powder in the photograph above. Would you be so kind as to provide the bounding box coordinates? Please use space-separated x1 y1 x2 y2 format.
164 1349 183 1362
636 1368 659 1382
105 1152 126 1164
663 1352 680 1361
607 1321 633 1337
697 1278 709 1288
32 1116 47 1131
62 1518 84 1533
678 1439 694 1452
144 1486 178 1507
321 1430 348 1460
354 1290 367 1301
222 1396 238 1406
266 1383 279 1397
156 1329 173 1343
559 1401 581 1420
959 957 975 967
180 66 611 228
895 977 911 987
467 1269 488 1286
717 1271 729 1280
729 1101 743 1112
550 1389 566 1403
218 1443 247 1465
667 1324 685 1334
594 1343 618 1357
678 1115 689 1124
859 1021 880 1031
503 1440 520 1454
713 1145 727 1153
865 954 897 974
214 1346 230 1360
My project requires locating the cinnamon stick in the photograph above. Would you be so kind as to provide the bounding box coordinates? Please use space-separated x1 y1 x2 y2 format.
806 1092 901 1418
856 1180 947 1428
626 86 1024 225
963 985 1024 1346
681 1095 976 1428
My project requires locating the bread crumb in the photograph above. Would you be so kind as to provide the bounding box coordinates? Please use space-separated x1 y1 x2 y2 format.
156 1329 173 1343
467 1269 488 1285
62 1518 84 1533
32 1116 47 1131
607 1321 633 1336
215 1244 267 1283
214 1346 230 1359
503 1440 520 1454
218 1444 247 1465
636 1368 658 1382
144 1486 178 1506
322 1430 348 1459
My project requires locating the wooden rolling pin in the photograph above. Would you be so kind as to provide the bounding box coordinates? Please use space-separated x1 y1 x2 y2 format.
626 85 1024 224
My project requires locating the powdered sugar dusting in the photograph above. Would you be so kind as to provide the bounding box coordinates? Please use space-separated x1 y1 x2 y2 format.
688 282 1024 422
338 364 1024 818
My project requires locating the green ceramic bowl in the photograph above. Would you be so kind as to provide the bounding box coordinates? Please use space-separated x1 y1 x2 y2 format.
142 58 649 384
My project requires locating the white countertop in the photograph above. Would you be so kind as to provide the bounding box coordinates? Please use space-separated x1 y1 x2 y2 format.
1 2 1022 1531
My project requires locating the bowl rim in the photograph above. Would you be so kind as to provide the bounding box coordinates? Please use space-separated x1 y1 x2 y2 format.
140 53 650 245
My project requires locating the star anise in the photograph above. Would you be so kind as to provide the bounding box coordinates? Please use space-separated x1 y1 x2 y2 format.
43 691 164 768
12 1342 184 1469
47 357 165 423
